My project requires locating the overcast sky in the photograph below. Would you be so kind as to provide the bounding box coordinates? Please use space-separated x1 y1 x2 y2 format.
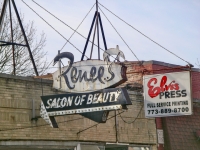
1 0 200 72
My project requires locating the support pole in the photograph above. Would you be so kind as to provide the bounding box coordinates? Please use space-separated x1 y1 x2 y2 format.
0 0 8 34
58 50 61 89
96 0 100 60
32 99 35 119
98 12 107 50
8 0 16 75
81 12 97 61
81 1 108 61
115 110 118 142
11 0 39 76
156 118 164 150
90 17 97 59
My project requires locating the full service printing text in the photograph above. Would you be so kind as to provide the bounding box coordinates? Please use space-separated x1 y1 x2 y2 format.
147 100 189 108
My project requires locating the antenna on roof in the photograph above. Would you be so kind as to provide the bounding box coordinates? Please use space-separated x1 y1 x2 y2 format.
0 0 39 76
81 0 108 61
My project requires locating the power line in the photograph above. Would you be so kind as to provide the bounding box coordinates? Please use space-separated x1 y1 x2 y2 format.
32 0 95 52
36 2 95 71
118 104 144 124
0 111 126 132
21 0 89 60
29 0 122 62
31 0 103 52
0 117 84 132
98 2 192 66
98 6 141 64
77 110 125 134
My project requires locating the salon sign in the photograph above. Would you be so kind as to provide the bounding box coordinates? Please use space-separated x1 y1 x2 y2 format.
40 47 131 127
52 59 127 93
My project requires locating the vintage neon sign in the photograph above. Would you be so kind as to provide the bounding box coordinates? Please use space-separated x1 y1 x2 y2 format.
40 46 131 127
52 55 127 93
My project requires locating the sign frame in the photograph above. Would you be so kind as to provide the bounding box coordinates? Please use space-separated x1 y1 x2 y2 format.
52 59 127 93
143 71 192 118
40 87 132 127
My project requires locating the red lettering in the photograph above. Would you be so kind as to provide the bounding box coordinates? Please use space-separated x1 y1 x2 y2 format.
147 78 161 98
160 76 167 91
147 76 180 98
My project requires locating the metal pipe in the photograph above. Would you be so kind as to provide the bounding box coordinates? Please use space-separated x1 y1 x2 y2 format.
98 12 107 50
8 0 16 75
115 110 118 142
11 0 39 76
0 42 27 46
81 12 97 61
155 118 164 150
96 0 100 60
0 0 8 34
32 99 35 119
90 16 97 59
58 50 61 89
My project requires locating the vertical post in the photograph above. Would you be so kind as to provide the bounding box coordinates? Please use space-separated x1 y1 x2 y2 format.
96 0 100 60
31 99 36 123
156 118 164 150
0 0 8 34
58 50 61 89
41 78 43 96
32 99 35 119
8 0 16 75
115 110 118 142
98 13 107 50
11 0 39 76
81 12 97 61
90 17 97 59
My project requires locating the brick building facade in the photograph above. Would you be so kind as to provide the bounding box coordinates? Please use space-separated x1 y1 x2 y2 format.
0 61 157 150
0 60 199 150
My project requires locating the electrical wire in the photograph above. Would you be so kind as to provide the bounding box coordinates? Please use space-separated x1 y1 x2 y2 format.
0 117 84 132
21 0 89 60
98 2 192 65
29 0 122 63
32 0 95 52
77 110 125 134
0 111 125 132
118 104 144 124
98 6 141 64
38 2 95 72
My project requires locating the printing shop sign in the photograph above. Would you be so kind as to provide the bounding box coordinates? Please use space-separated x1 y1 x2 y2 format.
143 71 192 117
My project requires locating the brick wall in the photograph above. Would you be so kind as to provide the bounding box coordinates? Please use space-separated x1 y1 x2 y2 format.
0 61 157 150
162 70 200 150
162 105 200 150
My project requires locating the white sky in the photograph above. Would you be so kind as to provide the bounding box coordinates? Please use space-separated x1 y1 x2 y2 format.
1 0 200 72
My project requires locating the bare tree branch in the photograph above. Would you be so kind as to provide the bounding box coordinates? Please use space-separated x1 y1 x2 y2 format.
0 7 48 76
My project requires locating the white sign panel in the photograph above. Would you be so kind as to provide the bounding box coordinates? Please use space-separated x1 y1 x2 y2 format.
53 60 126 93
157 129 164 144
143 71 192 117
